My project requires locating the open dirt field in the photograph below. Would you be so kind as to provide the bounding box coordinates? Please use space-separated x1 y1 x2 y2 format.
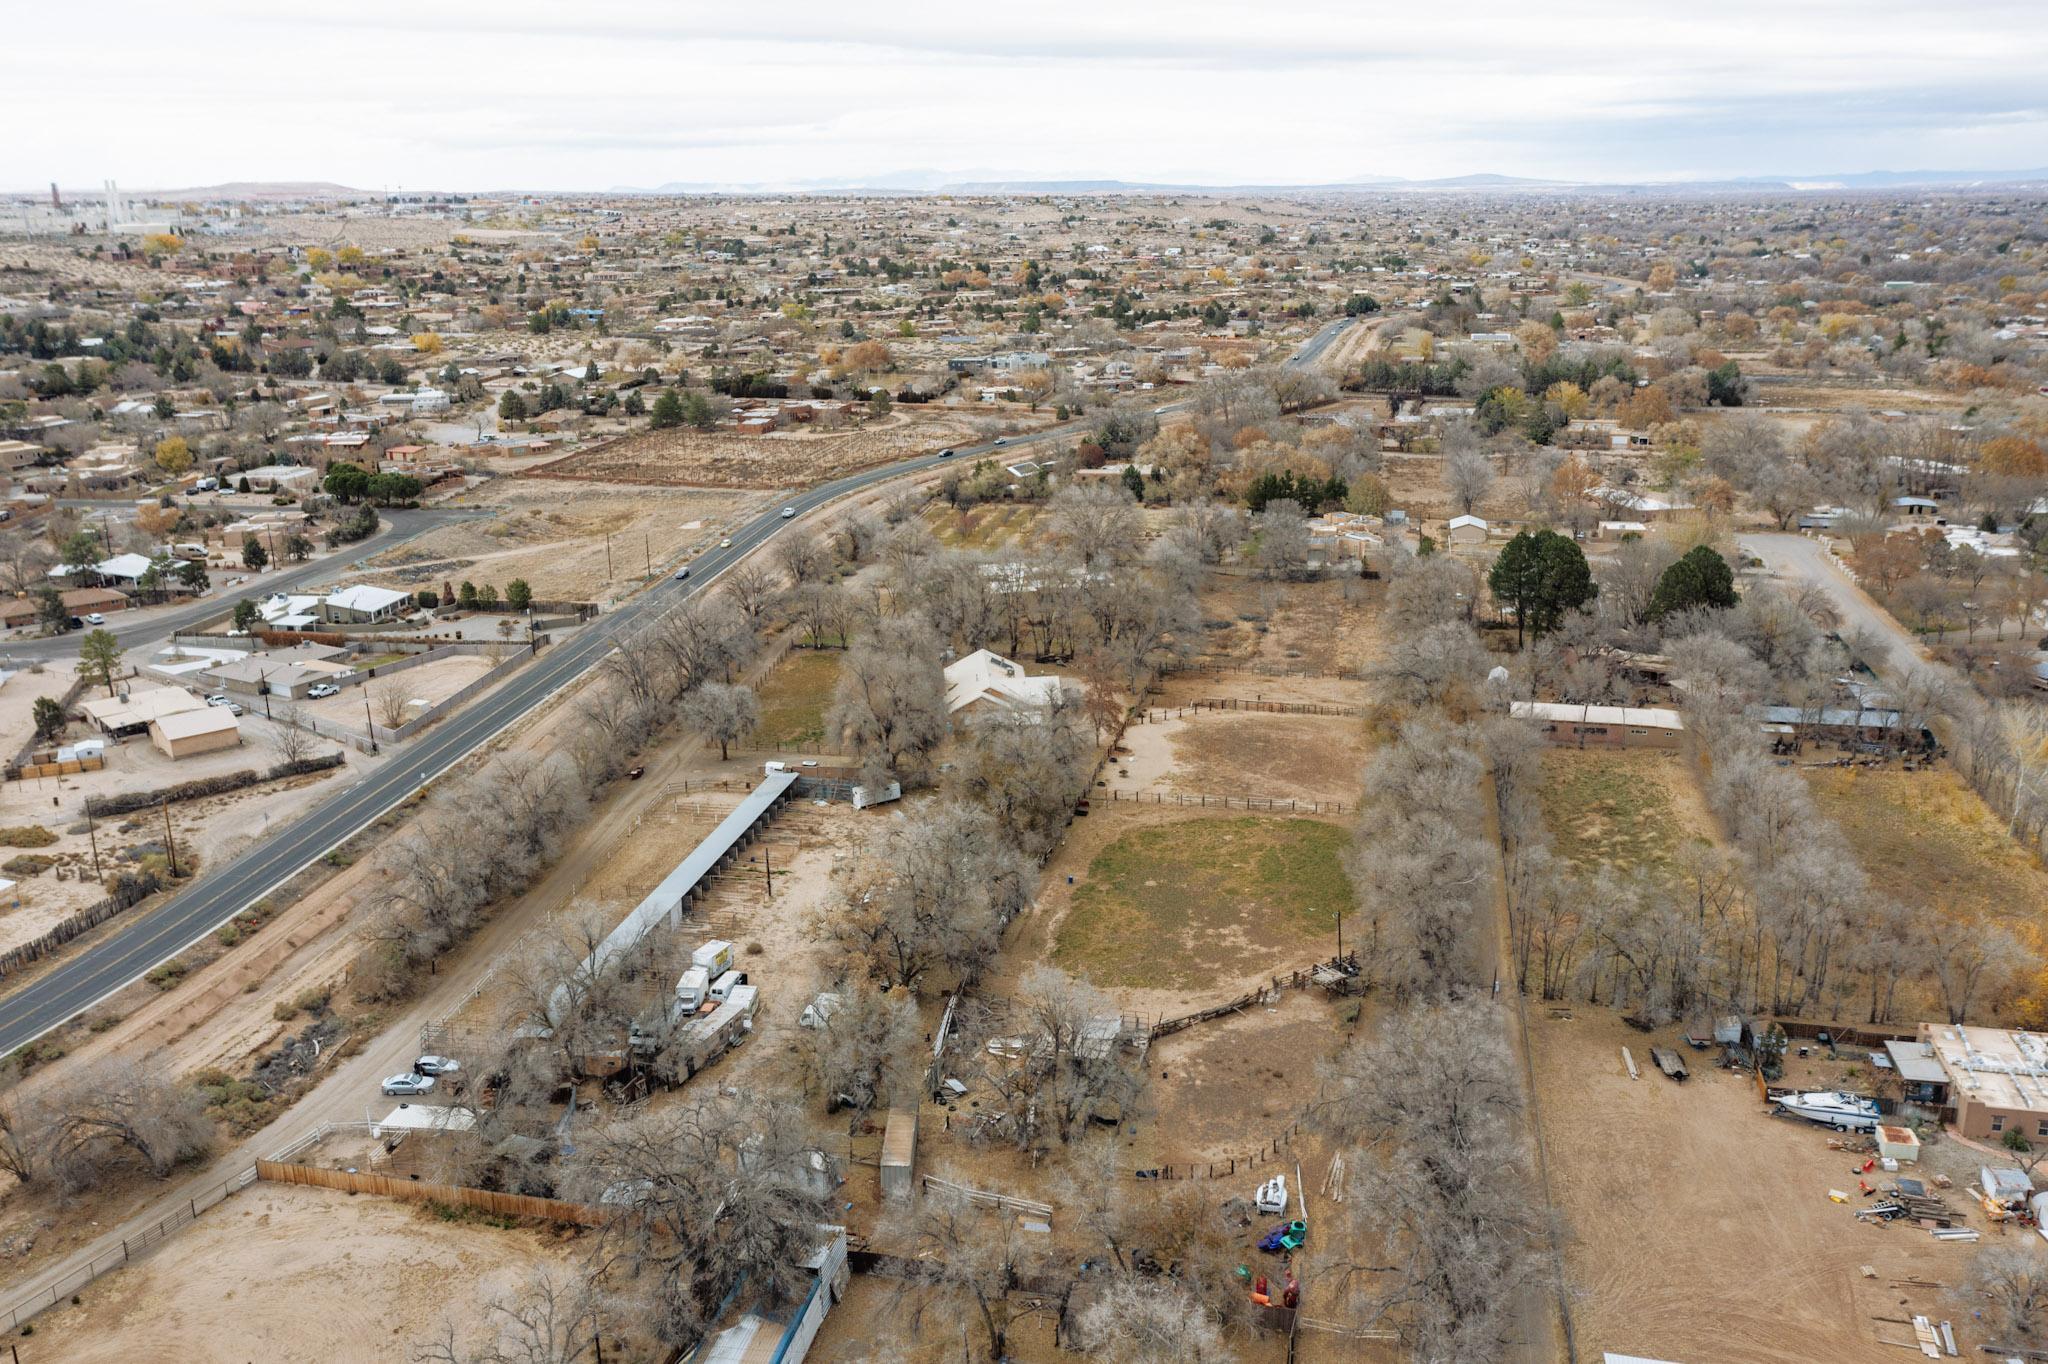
20 1183 584 1364
363 479 760 602
1140 987 1347 1166
1109 710 1367 808
1188 574 1381 677
527 410 984 490
1050 814 1349 994
295 655 496 731
1531 1006 1995 1364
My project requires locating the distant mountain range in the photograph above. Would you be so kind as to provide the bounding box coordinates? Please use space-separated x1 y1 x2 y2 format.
618 167 2048 195
25 167 2048 202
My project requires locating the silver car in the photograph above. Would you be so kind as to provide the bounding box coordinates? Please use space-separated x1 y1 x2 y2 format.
382 1073 436 1097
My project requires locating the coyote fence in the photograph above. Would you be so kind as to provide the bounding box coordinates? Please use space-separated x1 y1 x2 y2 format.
254 1160 606 1226
1103 789 1347 815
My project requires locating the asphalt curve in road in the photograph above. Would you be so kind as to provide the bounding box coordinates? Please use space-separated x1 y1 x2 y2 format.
0 319 1354 1056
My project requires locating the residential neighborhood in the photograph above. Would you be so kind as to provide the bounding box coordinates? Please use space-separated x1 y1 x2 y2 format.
2 7 2048 1364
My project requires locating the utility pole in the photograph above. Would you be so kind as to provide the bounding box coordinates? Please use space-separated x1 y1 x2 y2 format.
644 533 651 579
161 798 178 877
364 691 379 754
604 533 613 581
86 803 102 880
763 844 773 899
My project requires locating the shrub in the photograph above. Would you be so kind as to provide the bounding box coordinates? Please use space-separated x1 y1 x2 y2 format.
0 825 58 848
145 959 189 990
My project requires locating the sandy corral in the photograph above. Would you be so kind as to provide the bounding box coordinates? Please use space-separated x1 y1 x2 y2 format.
20 1182 583 1364
526 411 990 491
1107 709 1368 808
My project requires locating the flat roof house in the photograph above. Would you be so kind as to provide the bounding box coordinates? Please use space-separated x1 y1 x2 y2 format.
80 685 207 736
1920 1023 2048 1141
1511 700 1685 750
322 584 411 625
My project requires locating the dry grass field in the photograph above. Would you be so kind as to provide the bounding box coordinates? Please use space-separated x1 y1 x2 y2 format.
751 647 843 749
527 410 984 490
920 501 1048 550
1537 748 1718 879
364 479 757 600
1051 815 1349 992
1805 763 2048 922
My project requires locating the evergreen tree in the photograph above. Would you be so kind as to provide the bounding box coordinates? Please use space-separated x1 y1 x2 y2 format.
1487 529 1596 646
649 388 685 429
1649 545 1738 620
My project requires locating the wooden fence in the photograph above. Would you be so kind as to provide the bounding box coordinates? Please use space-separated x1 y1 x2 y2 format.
0 877 163 981
1186 697 1363 717
254 1160 608 1226
1131 1122 1301 1182
1139 955 1363 1040
1104 789 1347 815
919 1174 1052 1220
5 753 106 781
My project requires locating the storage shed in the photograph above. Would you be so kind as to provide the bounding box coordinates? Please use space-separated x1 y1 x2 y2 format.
880 1103 917 1201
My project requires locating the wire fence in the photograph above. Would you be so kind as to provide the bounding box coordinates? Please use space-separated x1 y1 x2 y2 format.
1101 789 1348 815
0 1166 257 1334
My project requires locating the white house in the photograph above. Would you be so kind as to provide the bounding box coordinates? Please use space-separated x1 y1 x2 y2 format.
1445 514 1489 546
322 584 412 625
942 649 1070 719
51 552 158 588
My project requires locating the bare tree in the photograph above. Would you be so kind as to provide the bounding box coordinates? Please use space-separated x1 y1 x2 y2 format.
722 561 779 627
775 533 828 585
678 681 758 761
566 1095 833 1353
884 1188 1052 1362
271 702 318 765
1250 497 1311 579
1048 481 1140 570
794 980 920 1116
31 1059 215 1190
817 802 1032 994
413 1270 625 1364
1445 448 1496 516
1070 1275 1230 1364
1960 1244 2048 1344
372 679 412 729
827 612 950 787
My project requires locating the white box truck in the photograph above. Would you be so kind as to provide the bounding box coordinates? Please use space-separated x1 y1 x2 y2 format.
709 969 746 1003
692 940 734 978
675 966 711 1012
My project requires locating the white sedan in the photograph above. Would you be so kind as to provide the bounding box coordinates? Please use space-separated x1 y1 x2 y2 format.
413 1055 461 1076
382 1073 435 1097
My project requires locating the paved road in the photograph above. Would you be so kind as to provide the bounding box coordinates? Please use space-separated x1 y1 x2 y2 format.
1738 531 1925 679
0 319 1355 1057
1 508 482 663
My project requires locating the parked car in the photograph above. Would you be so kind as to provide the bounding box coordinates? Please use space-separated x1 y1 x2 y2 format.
206 693 232 707
306 683 340 699
382 1073 435 1097
779 506 797 518
413 1055 461 1076
82 613 105 626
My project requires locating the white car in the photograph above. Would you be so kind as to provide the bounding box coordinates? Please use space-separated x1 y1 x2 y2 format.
82 613 105 626
719 538 733 548
206 694 232 708
382 1073 435 1097
306 683 340 699
780 506 797 519
413 1055 461 1076
993 436 1009 446
674 566 690 580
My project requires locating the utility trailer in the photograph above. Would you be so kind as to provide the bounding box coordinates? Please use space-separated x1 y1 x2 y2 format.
1649 1047 1690 1082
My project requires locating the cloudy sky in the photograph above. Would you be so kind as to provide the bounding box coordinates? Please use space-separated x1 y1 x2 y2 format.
9 0 2047 191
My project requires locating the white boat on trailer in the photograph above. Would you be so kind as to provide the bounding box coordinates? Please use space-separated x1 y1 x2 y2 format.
1775 1090 1880 1131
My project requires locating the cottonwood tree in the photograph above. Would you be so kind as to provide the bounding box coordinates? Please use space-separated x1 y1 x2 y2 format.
775 533 828 585
1445 447 1495 515
1316 998 1549 1360
1251 497 1311 578
271 702 318 765
794 980 920 1116
818 802 1031 994
1372 620 1487 710
972 966 1143 1152
12 1060 216 1191
1069 1275 1230 1364
568 1095 833 1353
1961 1244 2048 1344
1048 480 1140 570
678 681 758 760
414 1269 626 1364
884 1188 1052 1363
721 561 779 627
827 612 950 787
946 692 1093 857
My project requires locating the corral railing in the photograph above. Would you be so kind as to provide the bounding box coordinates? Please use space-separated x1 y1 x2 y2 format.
1101 789 1347 815
0 1165 258 1333
253 1159 607 1225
